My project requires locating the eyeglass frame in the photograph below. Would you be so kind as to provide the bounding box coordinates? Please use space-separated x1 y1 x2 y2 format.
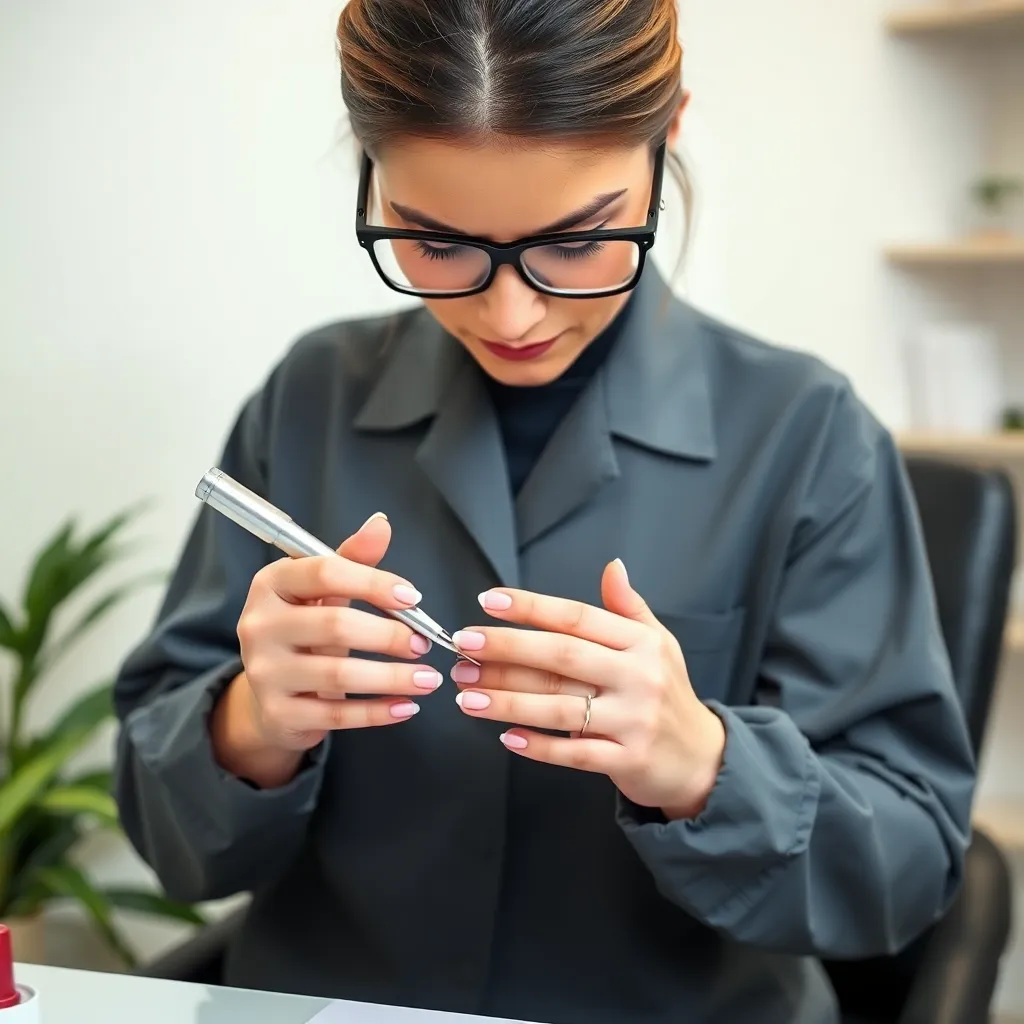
354 141 667 300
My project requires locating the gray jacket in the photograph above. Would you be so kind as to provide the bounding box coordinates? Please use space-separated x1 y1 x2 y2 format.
113 267 975 1024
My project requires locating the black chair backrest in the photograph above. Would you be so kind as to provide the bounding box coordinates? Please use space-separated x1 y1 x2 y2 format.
902 456 1017 756
824 454 1017 1022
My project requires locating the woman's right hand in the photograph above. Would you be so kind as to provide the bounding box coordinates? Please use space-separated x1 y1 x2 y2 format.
211 512 440 787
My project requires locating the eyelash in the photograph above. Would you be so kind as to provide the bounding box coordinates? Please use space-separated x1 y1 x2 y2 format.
414 226 612 263
414 241 466 262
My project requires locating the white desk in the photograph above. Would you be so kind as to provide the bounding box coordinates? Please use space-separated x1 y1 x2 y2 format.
13 963 540 1024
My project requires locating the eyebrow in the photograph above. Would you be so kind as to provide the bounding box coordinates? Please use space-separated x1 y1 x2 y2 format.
389 189 629 237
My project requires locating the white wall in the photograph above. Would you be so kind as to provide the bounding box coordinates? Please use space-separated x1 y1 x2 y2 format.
2 0 1023 1013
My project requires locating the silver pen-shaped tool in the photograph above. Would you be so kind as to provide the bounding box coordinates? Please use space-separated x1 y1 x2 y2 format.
195 468 480 665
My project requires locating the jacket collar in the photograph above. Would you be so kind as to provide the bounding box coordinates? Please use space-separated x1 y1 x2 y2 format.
353 265 717 463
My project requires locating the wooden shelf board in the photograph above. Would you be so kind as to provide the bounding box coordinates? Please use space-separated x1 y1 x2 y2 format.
897 432 1024 457
885 239 1024 266
886 2 1024 35
974 797 1024 849
1006 614 1024 652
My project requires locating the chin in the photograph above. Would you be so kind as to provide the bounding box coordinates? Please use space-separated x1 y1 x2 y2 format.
477 351 569 387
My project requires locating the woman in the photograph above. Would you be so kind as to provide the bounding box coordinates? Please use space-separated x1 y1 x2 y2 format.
112 2 975 1022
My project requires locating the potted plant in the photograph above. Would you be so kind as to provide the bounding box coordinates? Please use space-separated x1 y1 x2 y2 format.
0 504 204 967
970 175 1023 240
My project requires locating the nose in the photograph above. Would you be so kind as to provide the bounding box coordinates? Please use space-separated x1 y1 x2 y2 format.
477 265 547 340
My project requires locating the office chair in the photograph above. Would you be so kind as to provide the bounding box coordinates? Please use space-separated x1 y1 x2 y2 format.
137 456 1018 1024
823 455 1017 1023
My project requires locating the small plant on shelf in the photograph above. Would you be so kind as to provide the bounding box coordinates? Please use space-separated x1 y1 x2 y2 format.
971 175 1023 239
0 504 204 966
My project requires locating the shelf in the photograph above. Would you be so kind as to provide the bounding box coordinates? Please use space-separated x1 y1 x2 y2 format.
886 2 1024 36
897 432 1024 457
1007 614 1024 651
974 797 1024 849
885 238 1024 266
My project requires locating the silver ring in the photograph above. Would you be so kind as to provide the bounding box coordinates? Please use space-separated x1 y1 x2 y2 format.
580 692 594 737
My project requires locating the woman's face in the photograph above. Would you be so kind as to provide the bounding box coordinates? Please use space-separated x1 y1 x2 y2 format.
369 139 660 387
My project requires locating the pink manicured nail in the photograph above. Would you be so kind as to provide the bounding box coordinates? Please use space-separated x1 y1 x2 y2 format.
391 702 420 719
478 590 513 612
361 511 388 529
393 584 422 606
500 732 528 750
410 634 432 656
451 661 481 684
456 691 491 711
413 670 442 691
452 630 486 651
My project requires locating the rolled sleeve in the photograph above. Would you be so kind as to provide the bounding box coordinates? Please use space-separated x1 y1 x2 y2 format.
114 373 327 903
117 661 328 902
620 407 976 959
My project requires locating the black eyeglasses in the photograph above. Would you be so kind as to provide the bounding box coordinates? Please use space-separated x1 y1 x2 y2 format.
355 142 666 300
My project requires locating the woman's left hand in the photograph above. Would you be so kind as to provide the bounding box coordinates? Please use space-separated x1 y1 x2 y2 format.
451 559 727 821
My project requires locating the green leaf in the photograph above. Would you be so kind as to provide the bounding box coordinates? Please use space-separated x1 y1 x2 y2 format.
103 888 205 926
0 600 17 651
40 571 166 673
0 729 95 835
21 520 75 623
19 501 150 667
35 865 137 967
44 682 113 744
37 785 119 828
2 816 81 914
66 770 112 793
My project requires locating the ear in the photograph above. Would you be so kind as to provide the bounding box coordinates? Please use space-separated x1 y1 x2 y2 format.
600 559 660 628
666 91 691 150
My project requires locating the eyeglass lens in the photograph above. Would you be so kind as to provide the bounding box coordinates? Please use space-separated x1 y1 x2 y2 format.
371 237 642 296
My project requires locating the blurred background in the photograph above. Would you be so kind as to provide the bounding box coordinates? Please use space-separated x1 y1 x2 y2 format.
1 0 1023 1017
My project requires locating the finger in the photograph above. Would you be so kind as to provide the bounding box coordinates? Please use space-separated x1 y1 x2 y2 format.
497 729 622 773
451 626 625 689
281 695 423 732
257 604 430 660
450 660 592 697
257 549 422 610
282 654 443 697
337 512 391 567
455 688 606 736
475 586 643 650
600 558 661 628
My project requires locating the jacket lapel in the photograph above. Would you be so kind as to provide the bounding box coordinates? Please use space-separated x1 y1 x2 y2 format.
517 268 718 548
353 312 519 588
353 266 717 580
515 377 619 549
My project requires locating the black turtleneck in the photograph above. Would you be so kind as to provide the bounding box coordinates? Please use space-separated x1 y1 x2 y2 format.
483 300 631 495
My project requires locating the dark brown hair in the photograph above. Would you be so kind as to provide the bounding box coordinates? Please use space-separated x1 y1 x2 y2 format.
336 0 692 258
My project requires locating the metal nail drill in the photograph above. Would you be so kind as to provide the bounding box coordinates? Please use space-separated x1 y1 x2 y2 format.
195 468 479 664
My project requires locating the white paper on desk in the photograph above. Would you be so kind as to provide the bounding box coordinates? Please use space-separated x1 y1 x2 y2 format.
305 999 541 1024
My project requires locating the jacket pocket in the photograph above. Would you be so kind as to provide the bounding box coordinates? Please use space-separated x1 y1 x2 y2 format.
653 607 746 703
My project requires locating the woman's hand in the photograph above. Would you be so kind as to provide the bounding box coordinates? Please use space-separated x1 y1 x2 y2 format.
450 559 727 821
211 512 442 787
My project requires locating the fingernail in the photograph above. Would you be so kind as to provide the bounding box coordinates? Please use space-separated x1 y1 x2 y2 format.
410 634 432 656
393 584 422 606
391 701 420 719
452 630 486 651
414 670 442 691
451 661 481 685
456 691 491 711
478 590 513 612
501 732 529 750
614 557 629 584
362 511 388 529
